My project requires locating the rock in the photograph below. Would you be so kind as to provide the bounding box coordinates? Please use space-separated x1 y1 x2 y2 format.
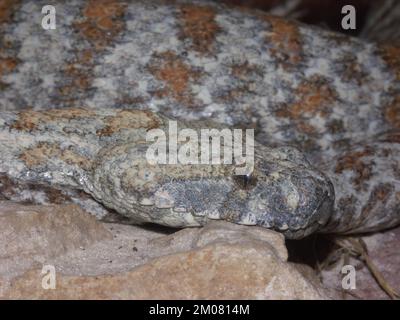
2 220 327 299
321 226 400 299
149 220 289 261
0 201 112 291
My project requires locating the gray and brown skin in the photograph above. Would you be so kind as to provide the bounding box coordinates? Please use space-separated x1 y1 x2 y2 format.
0 108 334 239
0 0 399 239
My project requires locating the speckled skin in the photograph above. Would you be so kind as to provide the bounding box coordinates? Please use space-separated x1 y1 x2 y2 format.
0 0 399 238
0 108 334 239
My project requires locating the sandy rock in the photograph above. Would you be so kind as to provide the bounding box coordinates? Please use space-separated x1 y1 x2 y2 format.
146 220 289 260
2 220 327 299
0 202 112 283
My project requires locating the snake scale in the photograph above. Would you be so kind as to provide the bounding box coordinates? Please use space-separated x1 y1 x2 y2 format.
0 0 399 239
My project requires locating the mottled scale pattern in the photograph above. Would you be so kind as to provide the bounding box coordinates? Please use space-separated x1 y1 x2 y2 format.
0 107 335 239
0 0 399 239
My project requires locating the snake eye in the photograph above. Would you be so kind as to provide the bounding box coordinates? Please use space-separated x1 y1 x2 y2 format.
233 173 257 190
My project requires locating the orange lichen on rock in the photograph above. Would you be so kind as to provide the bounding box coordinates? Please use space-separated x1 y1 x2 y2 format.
149 51 202 107
10 108 96 131
96 110 161 136
264 15 303 68
179 4 220 55
20 142 91 169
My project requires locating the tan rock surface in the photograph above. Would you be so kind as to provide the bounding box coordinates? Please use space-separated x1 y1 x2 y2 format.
0 203 327 299
6 240 326 299
0 202 112 278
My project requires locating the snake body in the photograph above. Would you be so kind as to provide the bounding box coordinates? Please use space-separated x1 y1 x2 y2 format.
0 0 399 239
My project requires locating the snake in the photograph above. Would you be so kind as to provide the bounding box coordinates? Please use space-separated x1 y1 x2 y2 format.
0 0 399 239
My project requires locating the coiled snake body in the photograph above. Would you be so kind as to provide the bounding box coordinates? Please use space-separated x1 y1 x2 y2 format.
0 0 399 239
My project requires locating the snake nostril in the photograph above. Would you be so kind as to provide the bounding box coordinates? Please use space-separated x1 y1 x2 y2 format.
233 173 258 190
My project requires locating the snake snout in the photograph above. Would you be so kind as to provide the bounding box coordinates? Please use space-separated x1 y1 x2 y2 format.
256 169 335 239
223 156 335 239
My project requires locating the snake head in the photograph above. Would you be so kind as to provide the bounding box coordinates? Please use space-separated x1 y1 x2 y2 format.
88 141 334 239
220 145 335 239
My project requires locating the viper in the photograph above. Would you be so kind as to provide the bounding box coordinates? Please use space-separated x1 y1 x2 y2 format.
0 0 399 239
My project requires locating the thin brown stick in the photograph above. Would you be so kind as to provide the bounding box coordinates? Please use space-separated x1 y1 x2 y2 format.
349 238 400 300
335 237 400 300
